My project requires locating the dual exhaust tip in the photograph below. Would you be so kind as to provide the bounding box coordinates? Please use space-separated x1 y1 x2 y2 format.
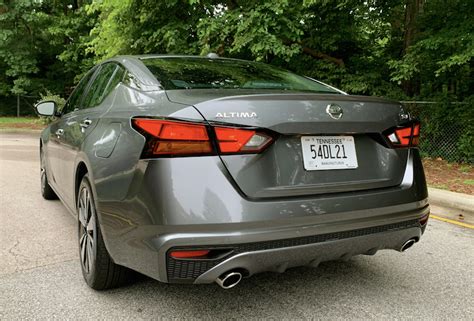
400 238 417 252
216 271 243 289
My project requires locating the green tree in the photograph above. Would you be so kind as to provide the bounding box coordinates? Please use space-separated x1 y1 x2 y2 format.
0 0 96 100
1 0 472 107
389 0 474 100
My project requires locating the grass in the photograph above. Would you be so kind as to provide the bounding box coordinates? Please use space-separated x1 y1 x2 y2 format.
0 117 45 130
423 158 473 195
0 117 39 124
431 183 449 190
459 165 472 173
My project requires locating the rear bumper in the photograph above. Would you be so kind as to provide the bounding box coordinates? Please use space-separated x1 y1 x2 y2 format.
194 224 423 284
159 202 429 283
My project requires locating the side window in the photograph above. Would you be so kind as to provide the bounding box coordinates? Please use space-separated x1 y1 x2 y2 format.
106 65 126 95
123 71 143 90
82 63 119 109
62 69 95 115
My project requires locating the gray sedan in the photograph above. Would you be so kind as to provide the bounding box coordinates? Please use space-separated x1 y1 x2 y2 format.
35 55 429 290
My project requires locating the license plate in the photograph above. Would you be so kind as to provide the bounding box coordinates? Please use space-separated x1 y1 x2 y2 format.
301 136 358 170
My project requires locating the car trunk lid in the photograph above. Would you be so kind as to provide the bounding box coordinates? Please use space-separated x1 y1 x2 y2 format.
167 90 410 198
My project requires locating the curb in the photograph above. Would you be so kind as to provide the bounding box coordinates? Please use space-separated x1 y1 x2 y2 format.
428 187 474 213
428 187 474 224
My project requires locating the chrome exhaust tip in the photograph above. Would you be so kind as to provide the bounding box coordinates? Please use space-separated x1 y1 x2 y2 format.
400 238 417 252
216 271 243 289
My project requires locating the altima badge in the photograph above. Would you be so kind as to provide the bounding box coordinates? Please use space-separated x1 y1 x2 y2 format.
216 112 258 118
326 103 343 119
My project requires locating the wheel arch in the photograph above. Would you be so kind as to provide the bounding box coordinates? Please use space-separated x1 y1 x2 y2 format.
75 161 89 205
74 159 116 261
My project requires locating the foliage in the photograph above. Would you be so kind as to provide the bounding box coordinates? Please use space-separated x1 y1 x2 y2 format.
83 0 472 101
1 0 472 102
456 96 474 162
404 98 474 163
0 0 472 127
388 0 474 101
0 0 48 95
48 3 98 83
39 90 66 110
0 0 96 99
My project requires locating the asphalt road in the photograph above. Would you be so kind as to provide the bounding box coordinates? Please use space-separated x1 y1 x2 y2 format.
1 131 473 320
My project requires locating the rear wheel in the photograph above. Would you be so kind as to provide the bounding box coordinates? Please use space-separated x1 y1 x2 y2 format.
77 174 129 290
40 148 58 200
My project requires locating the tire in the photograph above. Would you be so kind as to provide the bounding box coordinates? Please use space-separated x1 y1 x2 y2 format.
77 174 130 290
40 148 58 200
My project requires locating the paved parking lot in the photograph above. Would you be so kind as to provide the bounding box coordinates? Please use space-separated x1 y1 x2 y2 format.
1 131 473 319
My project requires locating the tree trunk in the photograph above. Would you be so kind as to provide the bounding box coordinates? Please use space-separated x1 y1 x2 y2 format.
402 0 424 96
403 0 424 53
302 46 345 68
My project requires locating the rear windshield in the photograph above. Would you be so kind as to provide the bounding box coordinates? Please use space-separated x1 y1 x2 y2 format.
141 57 340 94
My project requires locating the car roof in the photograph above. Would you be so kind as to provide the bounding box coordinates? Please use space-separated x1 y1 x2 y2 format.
99 55 348 95
107 54 254 65
101 55 262 91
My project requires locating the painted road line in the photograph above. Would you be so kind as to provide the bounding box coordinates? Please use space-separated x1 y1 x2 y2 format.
430 214 474 229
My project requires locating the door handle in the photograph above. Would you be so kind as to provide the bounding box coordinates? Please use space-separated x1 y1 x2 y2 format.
55 129 64 137
80 119 93 129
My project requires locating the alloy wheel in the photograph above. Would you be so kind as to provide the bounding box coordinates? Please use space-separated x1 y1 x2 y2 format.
78 186 96 274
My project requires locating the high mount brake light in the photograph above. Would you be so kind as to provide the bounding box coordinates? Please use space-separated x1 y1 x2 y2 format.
386 121 420 148
132 118 274 157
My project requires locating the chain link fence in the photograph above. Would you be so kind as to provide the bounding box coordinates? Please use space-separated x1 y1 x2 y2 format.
402 101 473 164
0 95 39 117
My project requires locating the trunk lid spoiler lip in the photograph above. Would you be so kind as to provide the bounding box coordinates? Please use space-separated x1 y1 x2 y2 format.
165 89 401 107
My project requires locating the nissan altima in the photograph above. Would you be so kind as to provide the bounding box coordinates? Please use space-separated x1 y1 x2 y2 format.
35 55 429 290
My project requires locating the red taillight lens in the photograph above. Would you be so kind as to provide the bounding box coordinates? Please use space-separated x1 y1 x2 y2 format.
215 126 273 154
170 250 210 259
132 119 212 156
133 118 275 157
386 122 420 148
395 127 412 146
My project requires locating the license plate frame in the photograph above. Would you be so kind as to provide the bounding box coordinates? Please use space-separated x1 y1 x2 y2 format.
301 136 358 171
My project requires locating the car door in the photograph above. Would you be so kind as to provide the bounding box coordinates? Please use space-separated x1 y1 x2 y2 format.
58 63 122 207
46 69 96 195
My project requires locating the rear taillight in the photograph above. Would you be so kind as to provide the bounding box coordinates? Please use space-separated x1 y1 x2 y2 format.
215 126 273 154
132 118 274 157
132 119 213 157
386 121 420 148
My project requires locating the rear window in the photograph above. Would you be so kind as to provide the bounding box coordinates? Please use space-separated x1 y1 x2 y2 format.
141 57 340 94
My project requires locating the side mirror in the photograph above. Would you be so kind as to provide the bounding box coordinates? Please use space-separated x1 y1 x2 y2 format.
35 101 57 116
